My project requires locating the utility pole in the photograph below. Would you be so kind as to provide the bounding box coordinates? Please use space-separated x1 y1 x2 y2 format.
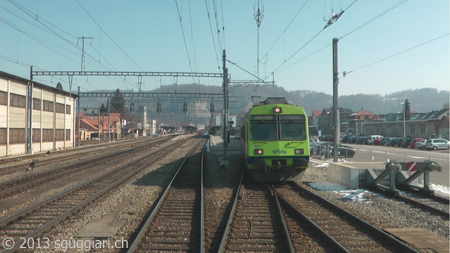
108 97 111 142
332 38 339 162
254 0 264 78
130 98 134 139
28 66 34 154
98 108 100 143
78 37 93 72
222 50 229 159
77 86 81 147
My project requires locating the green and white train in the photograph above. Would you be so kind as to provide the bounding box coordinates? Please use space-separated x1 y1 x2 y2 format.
240 97 310 181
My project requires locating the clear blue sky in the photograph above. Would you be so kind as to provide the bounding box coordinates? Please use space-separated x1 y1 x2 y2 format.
1 0 448 96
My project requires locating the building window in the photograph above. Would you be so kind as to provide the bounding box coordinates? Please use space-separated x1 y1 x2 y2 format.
43 129 53 142
410 126 415 135
421 126 426 134
0 91 7 105
32 129 41 142
33 98 41 110
10 94 26 108
66 129 70 140
56 103 65 114
43 100 54 112
66 105 71 114
55 129 65 141
9 128 25 144
0 128 6 144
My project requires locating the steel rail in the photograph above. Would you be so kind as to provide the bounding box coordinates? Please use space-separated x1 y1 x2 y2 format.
267 184 295 253
127 142 205 252
396 194 449 218
284 182 418 252
1 138 192 252
274 187 349 253
200 145 205 253
0 138 170 199
217 169 246 253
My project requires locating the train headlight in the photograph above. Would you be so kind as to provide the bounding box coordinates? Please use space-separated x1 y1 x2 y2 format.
273 107 282 113
294 149 304 155
254 149 264 155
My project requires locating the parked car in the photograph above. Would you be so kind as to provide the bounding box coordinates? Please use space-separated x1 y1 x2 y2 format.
367 135 383 145
357 136 369 144
373 138 382 145
341 135 353 143
401 138 412 148
416 139 427 150
410 138 426 149
380 137 391 146
389 138 399 146
310 142 356 158
425 139 450 150
351 136 358 144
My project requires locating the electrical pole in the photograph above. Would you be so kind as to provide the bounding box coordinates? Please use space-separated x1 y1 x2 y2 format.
222 50 228 159
77 86 81 147
333 38 339 162
108 96 111 142
28 66 34 154
254 0 263 78
98 107 100 143
78 37 93 72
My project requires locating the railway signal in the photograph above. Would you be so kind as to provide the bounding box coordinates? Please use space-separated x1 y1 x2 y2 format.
157 101 161 113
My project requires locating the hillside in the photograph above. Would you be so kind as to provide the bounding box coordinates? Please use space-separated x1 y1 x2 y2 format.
150 84 449 115
81 84 449 116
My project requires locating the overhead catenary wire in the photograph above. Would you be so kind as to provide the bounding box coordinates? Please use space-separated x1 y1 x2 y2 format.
339 0 408 40
204 0 221 70
344 33 449 77
212 0 223 54
277 0 409 73
75 0 146 72
260 0 309 63
5 0 138 89
267 0 359 80
188 0 198 83
174 0 194 73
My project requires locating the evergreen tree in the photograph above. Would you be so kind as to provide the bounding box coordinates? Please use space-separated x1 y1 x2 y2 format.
404 99 411 120
110 89 125 116
100 103 107 113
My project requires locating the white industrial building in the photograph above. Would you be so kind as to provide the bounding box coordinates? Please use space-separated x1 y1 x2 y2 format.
0 71 77 157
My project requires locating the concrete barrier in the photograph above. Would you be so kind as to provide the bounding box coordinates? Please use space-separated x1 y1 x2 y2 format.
328 162 385 189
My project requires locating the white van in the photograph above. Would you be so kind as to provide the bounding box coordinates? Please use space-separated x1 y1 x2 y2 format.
367 135 383 145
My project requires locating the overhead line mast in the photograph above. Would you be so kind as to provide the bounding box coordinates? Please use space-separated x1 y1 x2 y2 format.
254 0 264 78
77 37 93 72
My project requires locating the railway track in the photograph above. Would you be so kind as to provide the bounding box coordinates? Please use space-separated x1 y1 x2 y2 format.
127 140 205 252
0 137 195 252
396 190 449 218
274 182 418 252
0 137 165 177
218 174 294 252
0 137 172 200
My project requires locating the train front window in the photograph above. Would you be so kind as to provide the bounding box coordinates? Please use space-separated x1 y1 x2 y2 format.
251 123 277 140
280 122 306 140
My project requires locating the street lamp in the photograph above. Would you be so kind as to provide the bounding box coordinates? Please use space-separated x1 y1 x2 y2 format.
400 102 405 138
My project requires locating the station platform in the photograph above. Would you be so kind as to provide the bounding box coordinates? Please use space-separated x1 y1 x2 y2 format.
209 135 242 157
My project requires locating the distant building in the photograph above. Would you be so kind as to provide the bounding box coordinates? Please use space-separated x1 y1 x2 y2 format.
77 112 122 140
361 108 449 138
345 109 382 136
0 71 77 157
317 108 353 135
313 105 449 139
